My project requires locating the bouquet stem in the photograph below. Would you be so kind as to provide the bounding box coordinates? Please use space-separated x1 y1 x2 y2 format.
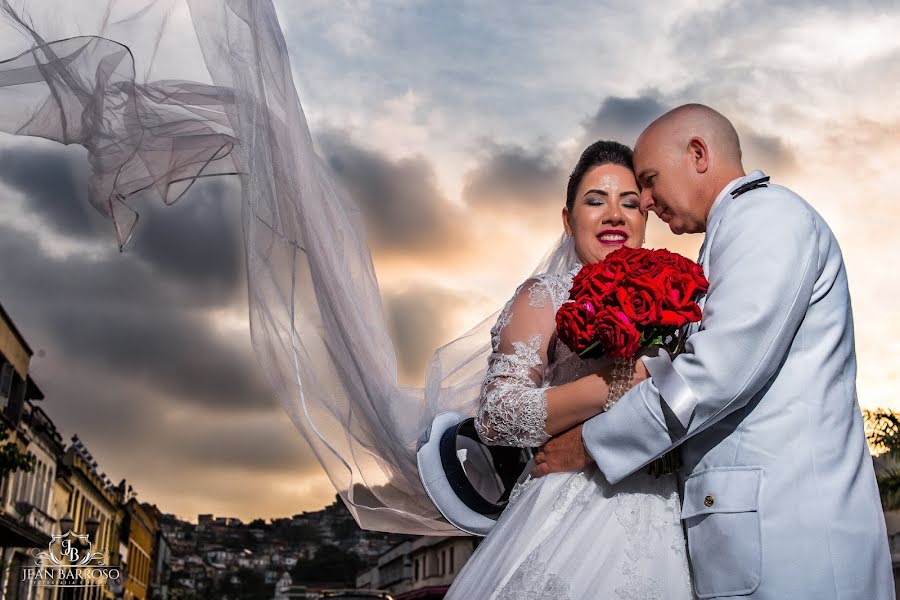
647 449 682 478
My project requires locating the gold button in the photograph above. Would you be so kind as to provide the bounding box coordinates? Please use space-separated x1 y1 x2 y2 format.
704 495 715 507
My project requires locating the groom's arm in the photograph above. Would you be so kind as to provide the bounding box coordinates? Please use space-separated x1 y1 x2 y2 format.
582 190 820 484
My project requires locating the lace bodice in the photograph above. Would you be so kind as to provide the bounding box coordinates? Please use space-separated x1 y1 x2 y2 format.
474 261 612 446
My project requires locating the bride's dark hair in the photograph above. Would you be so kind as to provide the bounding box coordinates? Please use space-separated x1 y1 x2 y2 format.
565 140 635 211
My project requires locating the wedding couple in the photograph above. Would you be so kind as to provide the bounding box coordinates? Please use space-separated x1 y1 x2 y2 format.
0 3 891 596
436 104 894 599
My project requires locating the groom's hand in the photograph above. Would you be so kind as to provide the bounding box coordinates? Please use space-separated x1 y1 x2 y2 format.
532 423 593 478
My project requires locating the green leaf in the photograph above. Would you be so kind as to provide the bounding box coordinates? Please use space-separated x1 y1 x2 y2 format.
578 339 604 357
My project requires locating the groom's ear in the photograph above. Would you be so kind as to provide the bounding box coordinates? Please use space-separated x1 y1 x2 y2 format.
688 136 710 174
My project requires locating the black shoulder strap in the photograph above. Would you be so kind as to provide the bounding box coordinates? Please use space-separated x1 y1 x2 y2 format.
730 175 770 198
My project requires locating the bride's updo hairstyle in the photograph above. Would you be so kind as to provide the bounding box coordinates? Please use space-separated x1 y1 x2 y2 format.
565 140 635 212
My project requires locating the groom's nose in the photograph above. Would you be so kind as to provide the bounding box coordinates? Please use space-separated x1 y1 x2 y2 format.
640 188 655 212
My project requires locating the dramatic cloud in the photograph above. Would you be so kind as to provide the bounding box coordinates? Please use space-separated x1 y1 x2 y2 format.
0 142 244 304
318 129 468 256
740 130 796 173
0 222 273 412
383 284 470 386
579 95 670 149
124 178 244 302
0 145 101 239
462 142 566 211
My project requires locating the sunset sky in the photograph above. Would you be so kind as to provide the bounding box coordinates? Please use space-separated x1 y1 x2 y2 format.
1 0 898 524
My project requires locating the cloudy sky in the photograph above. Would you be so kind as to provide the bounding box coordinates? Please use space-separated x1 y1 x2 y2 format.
1 0 898 524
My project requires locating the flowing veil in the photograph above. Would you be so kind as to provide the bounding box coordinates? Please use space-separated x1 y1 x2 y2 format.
0 0 580 534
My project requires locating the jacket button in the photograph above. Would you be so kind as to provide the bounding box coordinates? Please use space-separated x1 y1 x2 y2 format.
704 495 715 507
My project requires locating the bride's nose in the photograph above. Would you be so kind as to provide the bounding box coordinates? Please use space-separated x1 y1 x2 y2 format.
602 202 625 224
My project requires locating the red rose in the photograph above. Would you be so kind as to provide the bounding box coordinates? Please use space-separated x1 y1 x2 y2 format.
556 301 597 353
570 259 627 301
613 275 663 325
570 270 617 304
593 307 641 359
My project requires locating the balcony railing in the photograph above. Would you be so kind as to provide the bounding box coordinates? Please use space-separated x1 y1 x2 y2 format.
16 500 56 536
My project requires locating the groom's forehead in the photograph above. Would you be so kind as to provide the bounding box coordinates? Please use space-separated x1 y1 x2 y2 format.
635 123 676 162
633 131 660 164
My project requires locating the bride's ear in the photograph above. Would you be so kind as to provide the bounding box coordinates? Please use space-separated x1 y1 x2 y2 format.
561 206 572 236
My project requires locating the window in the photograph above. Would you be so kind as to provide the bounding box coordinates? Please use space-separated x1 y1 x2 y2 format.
0 362 14 402
12 470 22 502
414 558 419 581
449 546 455 573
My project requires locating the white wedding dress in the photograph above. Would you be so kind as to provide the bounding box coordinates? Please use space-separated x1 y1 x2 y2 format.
445 261 694 600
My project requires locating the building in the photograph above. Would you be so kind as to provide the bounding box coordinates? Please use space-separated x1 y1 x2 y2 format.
53 436 125 600
400 537 476 599
120 493 159 600
356 537 477 600
0 301 55 599
145 508 171 600
356 540 411 596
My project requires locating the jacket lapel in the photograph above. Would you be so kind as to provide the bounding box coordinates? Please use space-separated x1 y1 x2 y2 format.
682 170 767 339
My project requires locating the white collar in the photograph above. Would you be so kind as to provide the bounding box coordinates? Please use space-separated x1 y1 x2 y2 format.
707 169 767 226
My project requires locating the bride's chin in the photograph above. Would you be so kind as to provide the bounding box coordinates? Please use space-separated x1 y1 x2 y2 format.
596 243 625 259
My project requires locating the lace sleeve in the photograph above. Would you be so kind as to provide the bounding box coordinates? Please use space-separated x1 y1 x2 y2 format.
475 276 562 447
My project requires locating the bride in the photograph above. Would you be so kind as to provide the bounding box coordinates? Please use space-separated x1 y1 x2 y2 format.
444 140 692 599
0 2 689 597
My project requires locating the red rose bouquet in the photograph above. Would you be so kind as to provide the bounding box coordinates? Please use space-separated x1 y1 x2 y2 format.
554 246 708 477
556 246 709 361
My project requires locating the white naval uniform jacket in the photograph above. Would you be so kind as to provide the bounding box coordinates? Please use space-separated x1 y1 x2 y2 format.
582 170 893 599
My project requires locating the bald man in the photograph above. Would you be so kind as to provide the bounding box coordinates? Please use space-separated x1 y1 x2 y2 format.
538 104 893 599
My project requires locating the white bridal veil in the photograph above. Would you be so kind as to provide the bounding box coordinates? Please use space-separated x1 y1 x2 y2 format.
0 0 580 534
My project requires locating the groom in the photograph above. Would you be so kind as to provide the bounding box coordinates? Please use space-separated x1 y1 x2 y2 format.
533 104 894 599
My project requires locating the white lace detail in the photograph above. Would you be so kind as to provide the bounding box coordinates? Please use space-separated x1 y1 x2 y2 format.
527 272 574 313
614 566 664 600
666 488 693 593
491 302 515 349
495 547 571 600
507 474 537 506
475 333 550 446
475 384 548 446
610 484 681 600
550 468 593 514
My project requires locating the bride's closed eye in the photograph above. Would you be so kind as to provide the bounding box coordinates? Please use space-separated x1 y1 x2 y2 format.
586 198 640 209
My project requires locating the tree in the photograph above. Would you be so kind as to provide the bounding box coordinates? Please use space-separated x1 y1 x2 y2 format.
0 421 35 477
291 545 363 585
216 567 271 600
284 524 320 544
863 408 900 510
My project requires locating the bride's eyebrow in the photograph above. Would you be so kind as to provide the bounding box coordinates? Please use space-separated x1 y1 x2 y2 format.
583 189 639 198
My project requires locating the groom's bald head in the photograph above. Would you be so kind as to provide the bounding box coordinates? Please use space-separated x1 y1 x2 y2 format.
633 103 745 234
641 104 743 165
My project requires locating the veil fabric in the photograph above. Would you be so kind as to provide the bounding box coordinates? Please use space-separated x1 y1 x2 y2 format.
0 0 580 534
